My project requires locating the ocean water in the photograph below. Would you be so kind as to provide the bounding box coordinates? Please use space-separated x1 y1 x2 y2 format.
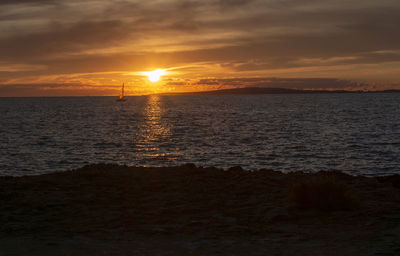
0 93 399 176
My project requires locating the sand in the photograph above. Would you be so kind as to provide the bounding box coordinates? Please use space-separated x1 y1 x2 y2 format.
1 164 399 255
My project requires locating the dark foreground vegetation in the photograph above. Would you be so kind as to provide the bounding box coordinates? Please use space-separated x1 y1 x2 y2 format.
1 164 399 255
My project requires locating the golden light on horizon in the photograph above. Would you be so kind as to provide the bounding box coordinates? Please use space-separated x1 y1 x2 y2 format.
142 69 167 83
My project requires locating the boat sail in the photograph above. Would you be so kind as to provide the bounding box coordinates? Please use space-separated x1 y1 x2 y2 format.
117 83 127 101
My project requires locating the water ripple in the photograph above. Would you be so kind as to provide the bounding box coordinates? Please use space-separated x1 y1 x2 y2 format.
0 94 399 176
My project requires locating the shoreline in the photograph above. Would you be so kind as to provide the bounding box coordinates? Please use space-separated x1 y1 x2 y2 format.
3 163 399 178
1 164 400 255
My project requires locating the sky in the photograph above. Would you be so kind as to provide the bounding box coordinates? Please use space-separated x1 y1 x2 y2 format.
0 0 400 96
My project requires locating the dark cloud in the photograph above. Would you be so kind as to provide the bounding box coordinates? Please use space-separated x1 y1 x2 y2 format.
2 2 399 62
0 0 55 5
0 20 127 62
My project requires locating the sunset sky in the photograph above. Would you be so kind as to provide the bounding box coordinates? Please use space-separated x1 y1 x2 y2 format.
1 0 400 96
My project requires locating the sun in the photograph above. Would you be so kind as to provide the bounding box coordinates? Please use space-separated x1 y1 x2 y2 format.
142 69 167 83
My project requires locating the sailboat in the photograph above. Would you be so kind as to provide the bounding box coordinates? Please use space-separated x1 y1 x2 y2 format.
117 83 127 102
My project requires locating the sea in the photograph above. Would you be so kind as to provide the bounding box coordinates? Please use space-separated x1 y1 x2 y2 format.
0 93 399 176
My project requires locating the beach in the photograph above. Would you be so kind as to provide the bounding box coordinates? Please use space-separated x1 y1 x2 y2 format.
1 164 399 255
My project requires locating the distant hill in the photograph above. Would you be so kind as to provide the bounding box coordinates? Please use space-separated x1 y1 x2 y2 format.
162 87 400 95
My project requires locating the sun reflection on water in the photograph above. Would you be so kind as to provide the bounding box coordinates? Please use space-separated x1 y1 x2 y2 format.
135 95 174 160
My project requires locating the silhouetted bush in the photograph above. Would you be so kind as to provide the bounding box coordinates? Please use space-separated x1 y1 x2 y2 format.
377 175 400 189
290 178 357 212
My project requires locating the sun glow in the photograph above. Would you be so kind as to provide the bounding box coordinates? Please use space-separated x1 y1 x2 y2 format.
142 69 167 82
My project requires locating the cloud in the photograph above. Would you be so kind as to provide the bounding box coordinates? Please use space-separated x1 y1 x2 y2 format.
1 0 400 95
0 77 370 97
191 77 367 90
0 82 114 97
0 0 56 5
0 20 128 61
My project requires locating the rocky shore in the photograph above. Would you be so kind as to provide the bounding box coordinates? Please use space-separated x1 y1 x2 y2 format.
1 164 400 255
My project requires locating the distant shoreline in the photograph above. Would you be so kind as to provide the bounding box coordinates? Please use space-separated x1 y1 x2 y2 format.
1 87 399 98
160 87 400 95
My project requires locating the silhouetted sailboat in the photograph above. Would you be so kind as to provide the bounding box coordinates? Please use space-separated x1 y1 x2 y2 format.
117 83 127 102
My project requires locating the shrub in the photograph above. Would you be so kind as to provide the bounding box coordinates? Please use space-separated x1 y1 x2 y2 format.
290 178 357 212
